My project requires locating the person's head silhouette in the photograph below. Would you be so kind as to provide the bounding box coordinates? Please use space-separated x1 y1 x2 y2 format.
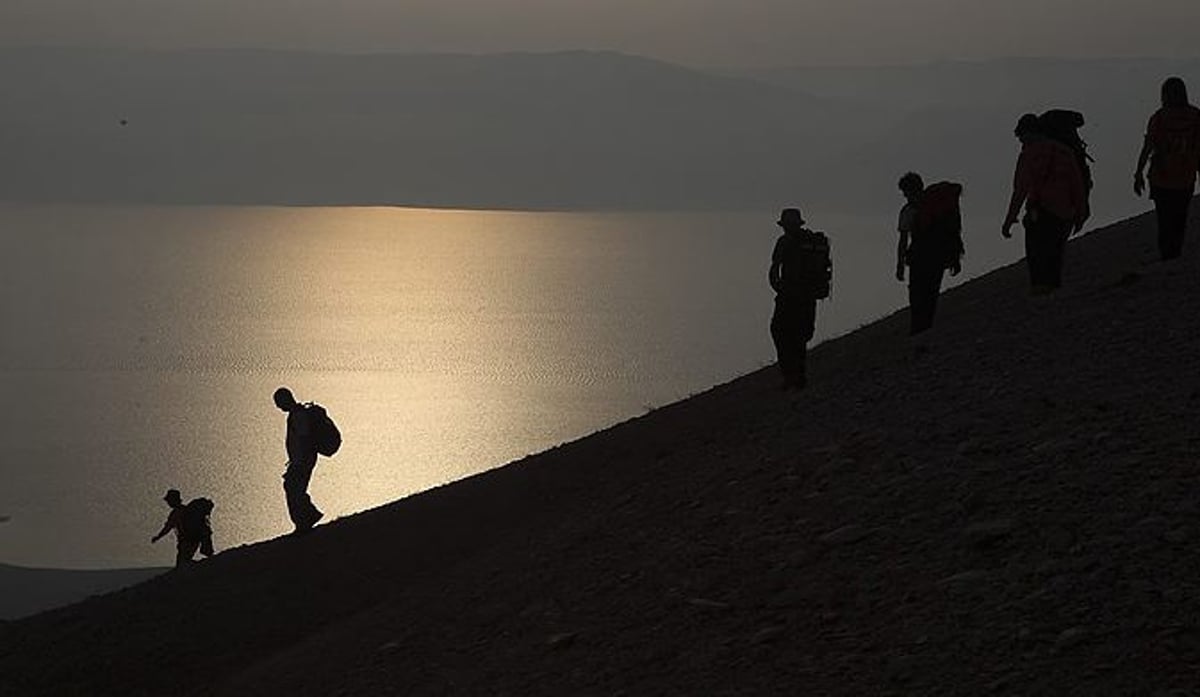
163 489 182 507
1162 77 1189 108
273 387 298 412
1014 113 1041 142
776 208 806 234
898 172 925 203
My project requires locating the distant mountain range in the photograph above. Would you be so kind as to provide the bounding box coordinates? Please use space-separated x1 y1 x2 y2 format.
739 57 1200 221
0 48 866 211
1 47 1196 215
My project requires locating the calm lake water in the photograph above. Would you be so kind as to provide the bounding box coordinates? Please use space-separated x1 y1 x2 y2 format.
0 204 1011 567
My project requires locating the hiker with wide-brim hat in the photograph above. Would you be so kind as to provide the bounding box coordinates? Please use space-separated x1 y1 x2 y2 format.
768 207 832 390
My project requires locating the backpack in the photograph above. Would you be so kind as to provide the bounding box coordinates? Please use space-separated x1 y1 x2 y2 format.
304 403 342 457
914 181 964 268
784 230 833 300
181 497 214 538
1038 109 1094 195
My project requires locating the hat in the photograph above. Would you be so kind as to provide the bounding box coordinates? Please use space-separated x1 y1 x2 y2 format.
164 489 182 504
776 208 805 228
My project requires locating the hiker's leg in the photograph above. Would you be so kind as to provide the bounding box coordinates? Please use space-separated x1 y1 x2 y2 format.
1047 217 1071 288
1027 212 1068 290
1022 216 1046 288
176 538 200 567
907 272 925 334
795 300 816 387
928 265 945 323
908 260 942 334
1153 188 1173 259
296 451 322 523
1182 193 1196 257
283 461 317 528
1155 190 1173 259
770 301 788 383
771 299 799 386
1157 188 1190 260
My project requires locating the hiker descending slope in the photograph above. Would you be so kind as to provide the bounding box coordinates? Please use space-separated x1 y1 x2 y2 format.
1134 77 1200 261
1002 112 1090 295
769 207 833 390
896 172 965 334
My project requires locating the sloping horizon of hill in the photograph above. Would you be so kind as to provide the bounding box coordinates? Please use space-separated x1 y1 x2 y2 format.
3 203 1200 695
3 47 1193 219
0 563 165 620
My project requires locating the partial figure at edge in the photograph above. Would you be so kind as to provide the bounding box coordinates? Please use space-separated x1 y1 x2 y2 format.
1134 77 1200 261
896 172 964 335
769 208 832 391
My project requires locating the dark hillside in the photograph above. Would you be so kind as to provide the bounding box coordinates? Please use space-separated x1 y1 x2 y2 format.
3 204 1200 695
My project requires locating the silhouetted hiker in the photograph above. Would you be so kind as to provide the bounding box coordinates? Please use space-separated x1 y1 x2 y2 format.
274 387 341 534
769 208 832 390
896 172 964 334
1002 113 1089 294
1134 77 1200 261
151 489 215 567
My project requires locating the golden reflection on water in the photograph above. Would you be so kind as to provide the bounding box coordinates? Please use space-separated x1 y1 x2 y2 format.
1 203 1011 567
0 205 783 567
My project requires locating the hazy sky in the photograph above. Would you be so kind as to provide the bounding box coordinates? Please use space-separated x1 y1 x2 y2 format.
3 0 1199 67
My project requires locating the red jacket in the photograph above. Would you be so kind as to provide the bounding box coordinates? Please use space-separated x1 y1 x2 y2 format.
1146 105 1200 191
1005 138 1087 225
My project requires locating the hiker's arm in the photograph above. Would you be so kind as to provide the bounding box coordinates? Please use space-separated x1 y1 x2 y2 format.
151 520 172 543
1134 137 1152 196
1072 168 1090 233
1003 151 1031 237
768 239 785 293
895 206 912 280
768 258 784 293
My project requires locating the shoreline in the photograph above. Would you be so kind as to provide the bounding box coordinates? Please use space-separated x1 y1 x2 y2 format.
0 563 166 620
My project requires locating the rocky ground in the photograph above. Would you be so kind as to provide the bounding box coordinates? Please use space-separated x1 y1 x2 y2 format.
3 204 1200 696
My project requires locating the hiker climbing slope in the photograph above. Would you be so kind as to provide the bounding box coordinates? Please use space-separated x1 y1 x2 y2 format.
769 208 832 390
1134 77 1200 261
150 488 216 567
1002 112 1089 294
896 172 964 334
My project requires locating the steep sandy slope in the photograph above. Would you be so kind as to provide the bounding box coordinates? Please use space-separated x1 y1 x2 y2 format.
2 205 1199 696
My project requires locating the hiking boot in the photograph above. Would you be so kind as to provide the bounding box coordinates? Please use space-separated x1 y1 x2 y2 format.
291 511 324 536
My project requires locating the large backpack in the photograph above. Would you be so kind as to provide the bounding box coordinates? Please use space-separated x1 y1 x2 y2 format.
304 403 342 457
181 497 214 539
784 230 833 300
1038 109 1094 195
914 181 964 268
